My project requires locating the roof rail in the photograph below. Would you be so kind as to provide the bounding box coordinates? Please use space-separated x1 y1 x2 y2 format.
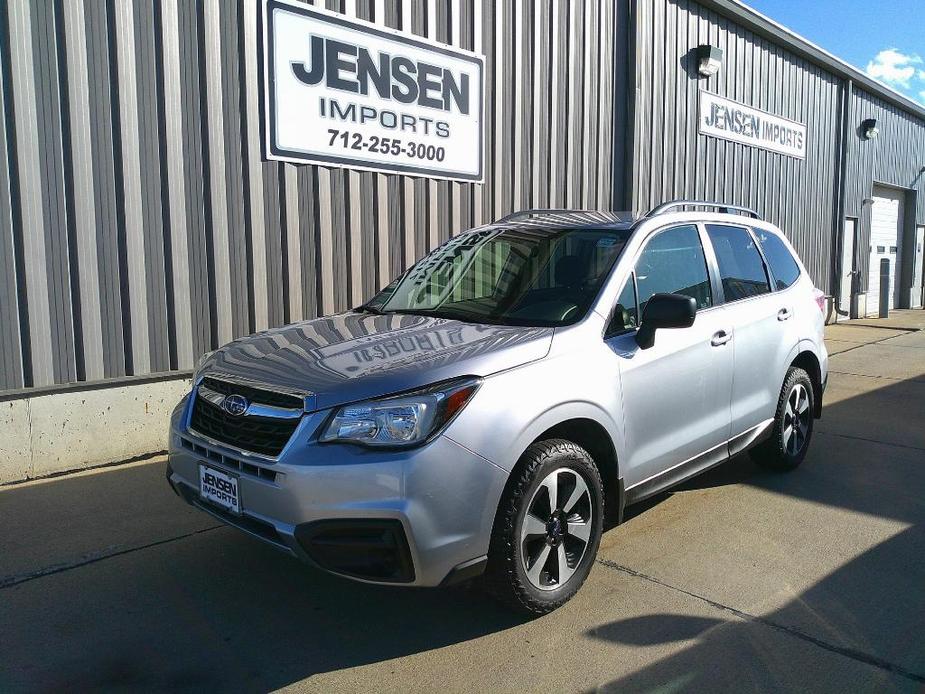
646 200 761 219
497 208 597 223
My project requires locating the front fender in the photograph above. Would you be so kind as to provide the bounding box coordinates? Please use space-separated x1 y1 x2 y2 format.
442 358 625 476
492 400 625 476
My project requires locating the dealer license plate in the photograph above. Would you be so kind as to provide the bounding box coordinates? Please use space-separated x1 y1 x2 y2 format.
199 465 240 514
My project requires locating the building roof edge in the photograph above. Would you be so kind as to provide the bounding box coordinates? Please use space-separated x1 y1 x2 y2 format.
700 0 925 121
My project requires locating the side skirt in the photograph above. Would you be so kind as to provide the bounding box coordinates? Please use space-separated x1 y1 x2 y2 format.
728 417 775 457
623 419 774 506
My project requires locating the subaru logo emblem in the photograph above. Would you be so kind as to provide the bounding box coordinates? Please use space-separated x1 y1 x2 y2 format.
222 394 249 416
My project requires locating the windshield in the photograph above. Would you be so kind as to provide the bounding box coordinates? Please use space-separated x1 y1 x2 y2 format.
364 226 632 327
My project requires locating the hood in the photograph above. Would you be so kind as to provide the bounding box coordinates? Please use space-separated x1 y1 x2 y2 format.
199 312 553 410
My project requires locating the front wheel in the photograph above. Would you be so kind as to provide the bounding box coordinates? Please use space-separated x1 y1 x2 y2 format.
483 439 604 615
752 367 815 471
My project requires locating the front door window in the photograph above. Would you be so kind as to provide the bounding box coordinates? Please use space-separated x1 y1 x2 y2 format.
634 224 713 313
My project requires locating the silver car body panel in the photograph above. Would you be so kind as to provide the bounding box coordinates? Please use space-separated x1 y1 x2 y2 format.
199 313 554 411
167 210 828 587
168 398 509 586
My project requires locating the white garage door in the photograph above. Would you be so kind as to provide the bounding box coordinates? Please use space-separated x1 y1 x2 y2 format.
867 190 904 315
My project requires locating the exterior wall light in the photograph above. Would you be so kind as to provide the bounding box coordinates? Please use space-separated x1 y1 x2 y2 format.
862 118 879 140
697 45 723 77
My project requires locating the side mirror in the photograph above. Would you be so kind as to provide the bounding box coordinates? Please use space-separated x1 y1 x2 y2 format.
636 293 697 349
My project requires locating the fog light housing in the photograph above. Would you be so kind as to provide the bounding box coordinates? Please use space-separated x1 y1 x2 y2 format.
295 519 415 583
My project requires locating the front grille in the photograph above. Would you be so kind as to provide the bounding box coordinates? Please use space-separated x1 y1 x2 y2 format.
179 436 278 483
201 376 303 409
190 396 299 457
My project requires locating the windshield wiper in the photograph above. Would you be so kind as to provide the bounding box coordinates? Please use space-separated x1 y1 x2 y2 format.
353 303 386 315
357 305 538 327
386 307 507 326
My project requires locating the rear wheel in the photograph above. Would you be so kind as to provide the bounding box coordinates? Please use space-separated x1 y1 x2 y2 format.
752 367 814 471
483 439 603 615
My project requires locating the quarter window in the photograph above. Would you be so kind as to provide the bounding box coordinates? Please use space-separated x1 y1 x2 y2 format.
754 228 801 290
706 225 771 301
634 224 713 315
607 279 639 334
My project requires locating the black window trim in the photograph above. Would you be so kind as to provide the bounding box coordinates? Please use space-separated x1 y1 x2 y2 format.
702 222 775 305
696 222 726 306
747 225 776 291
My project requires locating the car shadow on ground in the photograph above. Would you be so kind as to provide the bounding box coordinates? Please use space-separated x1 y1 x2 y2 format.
1 369 923 691
0 505 530 691
587 523 925 691
591 372 925 691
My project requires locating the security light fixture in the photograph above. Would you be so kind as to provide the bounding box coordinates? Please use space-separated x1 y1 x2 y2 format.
697 45 723 77
862 118 879 140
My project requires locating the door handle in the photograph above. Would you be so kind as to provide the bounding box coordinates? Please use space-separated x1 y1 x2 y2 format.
711 330 732 346
777 308 792 321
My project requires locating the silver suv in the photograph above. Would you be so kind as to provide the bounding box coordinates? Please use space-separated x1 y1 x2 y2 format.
167 201 828 614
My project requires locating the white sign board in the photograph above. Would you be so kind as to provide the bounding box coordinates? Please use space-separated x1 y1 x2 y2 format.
263 0 485 181
699 91 806 160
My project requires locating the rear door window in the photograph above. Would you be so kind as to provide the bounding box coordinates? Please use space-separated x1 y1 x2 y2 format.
754 228 801 290
705 225 771 302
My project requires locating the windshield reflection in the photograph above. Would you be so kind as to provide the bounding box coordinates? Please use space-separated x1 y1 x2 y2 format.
365 226 631 327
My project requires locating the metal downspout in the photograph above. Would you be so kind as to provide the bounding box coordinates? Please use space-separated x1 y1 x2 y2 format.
833 78 853 318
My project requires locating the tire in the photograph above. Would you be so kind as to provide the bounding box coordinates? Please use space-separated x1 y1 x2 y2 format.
751 367 815 471
483 439 604 615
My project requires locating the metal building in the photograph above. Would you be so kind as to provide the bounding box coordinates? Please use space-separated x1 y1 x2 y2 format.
1 0 924 482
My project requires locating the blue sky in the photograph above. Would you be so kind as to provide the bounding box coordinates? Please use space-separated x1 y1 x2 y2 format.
745 0 925 105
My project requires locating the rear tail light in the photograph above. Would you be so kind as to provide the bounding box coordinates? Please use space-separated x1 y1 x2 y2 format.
813 289 826 313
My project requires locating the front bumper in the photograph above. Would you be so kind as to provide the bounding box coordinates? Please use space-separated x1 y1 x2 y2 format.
166 395 507 586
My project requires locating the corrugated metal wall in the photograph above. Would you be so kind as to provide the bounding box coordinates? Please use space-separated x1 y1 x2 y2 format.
0 0 620 393
846 90 925 223
628 0 843 290
846 87 925 291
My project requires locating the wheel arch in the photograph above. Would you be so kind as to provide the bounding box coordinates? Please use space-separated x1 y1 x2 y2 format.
528 418 624 527
486 412 624 580
790 348 823 418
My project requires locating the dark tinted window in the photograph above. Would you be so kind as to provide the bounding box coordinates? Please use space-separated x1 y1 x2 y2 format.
754 228 801 290
635 224 712 314
706 225 771 301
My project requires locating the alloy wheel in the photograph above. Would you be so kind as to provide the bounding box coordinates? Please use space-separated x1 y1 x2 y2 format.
782 383 811 457
520 467 594 591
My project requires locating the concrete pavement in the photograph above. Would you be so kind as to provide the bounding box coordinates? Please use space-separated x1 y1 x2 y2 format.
2 312 924 693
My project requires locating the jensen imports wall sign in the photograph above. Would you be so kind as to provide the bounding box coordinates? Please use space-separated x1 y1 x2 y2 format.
699 91 806 160
263 0 485 181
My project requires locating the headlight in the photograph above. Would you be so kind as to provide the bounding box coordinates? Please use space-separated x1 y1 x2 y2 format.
320 377 481 448
193 350 215 382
